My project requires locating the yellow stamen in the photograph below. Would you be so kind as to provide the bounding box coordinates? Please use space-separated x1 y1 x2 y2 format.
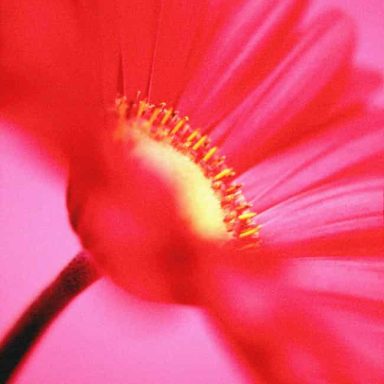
186 129 199 142
171 117 188 135
137 100 147 117
160 108 173 125
213 168 235 181
226 184 242 194
203 146 217 162
238 212 257 220
149 107 162 125
115 95 260 246
192 135 207 151
239 227 259 238
236 203 252 212
223 193 236 202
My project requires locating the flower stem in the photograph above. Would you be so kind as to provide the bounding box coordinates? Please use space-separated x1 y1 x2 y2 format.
0 251 99 382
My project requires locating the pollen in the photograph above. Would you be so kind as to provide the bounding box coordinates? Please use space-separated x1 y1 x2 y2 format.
114 96 260 245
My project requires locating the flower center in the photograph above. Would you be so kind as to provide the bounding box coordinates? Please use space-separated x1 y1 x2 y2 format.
114 96 260 246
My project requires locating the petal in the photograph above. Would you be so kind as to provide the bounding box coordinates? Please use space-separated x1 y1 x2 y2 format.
328 67 383 112
286 257 384 305
199 251 384 383
214 11 355 171
178 0 307 125
283 257 384 381
311 0 384 104
258 178 384 257
239 112 384 212
116 0 160 99
0 0 120 166
147 1 210 104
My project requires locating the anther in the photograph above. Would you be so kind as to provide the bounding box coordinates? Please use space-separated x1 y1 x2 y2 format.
171 117 188 135
136 100 147 117
235 203 252 212
238 212 257 220
239 227 259 238
160 108 173 125
225 184 242 194
213 168 235 181
202 147 217 162
192 135 207 151
149 107 162 125
186 129 200 143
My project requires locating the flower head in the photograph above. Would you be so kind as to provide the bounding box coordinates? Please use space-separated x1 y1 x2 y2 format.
1 0 384 382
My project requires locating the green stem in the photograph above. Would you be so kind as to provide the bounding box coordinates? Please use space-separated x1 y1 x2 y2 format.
0 251 99 382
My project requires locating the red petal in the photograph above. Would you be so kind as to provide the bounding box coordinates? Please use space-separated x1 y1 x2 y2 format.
199 250 384 383
0 0 120 167
239 112 384 212
116 0 160 99
147 1 210 104
214 11 355 171
258 178 384 257
179 0 307 126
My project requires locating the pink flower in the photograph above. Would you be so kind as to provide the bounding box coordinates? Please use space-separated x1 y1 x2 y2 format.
1 0 383 383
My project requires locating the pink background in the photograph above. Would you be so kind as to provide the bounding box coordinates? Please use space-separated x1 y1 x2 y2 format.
1 1 383 383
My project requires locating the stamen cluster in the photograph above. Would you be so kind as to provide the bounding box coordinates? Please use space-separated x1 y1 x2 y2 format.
115 96 260 247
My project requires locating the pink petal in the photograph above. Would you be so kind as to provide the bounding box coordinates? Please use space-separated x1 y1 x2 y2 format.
178 0 307 126
214 11 355 171
239 112 384 212
327 67 383 113
200 251 384 383
312 0 384 105
258 178 384 257
286 258 384 306
283 257 384 381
